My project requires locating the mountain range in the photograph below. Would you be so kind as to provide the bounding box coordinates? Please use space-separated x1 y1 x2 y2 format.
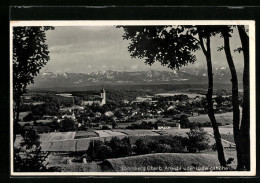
29 67 243 89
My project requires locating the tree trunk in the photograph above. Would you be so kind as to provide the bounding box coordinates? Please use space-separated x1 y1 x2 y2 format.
222 29 241 170
199 32 227 167
237 25 250 170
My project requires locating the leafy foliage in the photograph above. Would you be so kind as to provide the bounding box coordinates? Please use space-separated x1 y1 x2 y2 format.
96 145 113 161
60 118 76 132
186 128 210 152
119 26 200 70
14 128 60 172
20 128 40 149
133 138 150 155
13 26 54 102
107 137 132 157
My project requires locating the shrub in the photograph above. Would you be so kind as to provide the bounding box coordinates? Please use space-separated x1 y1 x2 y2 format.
147 141 159 153
101 125 110 130
155 144 172 153
211 143 217 151
169 136 187 153
217 122 222 126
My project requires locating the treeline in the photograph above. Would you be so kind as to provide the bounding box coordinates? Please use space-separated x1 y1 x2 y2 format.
85 128 210 161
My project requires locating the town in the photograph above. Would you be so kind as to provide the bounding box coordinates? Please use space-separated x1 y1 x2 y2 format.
16 87 237 133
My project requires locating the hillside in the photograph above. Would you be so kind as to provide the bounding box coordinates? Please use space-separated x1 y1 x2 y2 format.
101 153 232 172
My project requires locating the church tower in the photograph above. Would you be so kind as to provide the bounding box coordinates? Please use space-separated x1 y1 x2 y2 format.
100 86 106 106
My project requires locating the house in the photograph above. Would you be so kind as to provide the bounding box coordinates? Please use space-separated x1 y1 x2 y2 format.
62 113 76 120
104 111 114 117
42 115 55 120
158 126 171 130
121 100 129 104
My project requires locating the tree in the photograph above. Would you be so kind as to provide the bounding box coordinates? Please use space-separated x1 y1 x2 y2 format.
119 25 226 166
196 26 227 166
60 118 76 132
14 128 56 172
216 25 250 170
108 137 132 157
215 95 225 106
180 114 190 128
20 128 40 149
237 25 250 170
96 145 112 161
186 128 210 153
111 119 118 129
221 26 250 170
133 139 150 155
13 26 54 141
86 140 104 160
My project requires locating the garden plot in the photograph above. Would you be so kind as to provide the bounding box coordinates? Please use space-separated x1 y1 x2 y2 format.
48 140 77 152
40 132 76 142
76 137 99 151
74 131 99 139
94 130 127 138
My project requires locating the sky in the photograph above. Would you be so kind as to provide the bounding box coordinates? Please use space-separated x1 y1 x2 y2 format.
42 26 245 74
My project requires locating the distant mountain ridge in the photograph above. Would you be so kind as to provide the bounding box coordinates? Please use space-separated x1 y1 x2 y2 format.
29 67 243 89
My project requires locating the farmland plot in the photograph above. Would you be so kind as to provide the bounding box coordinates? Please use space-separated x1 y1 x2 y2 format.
189 112 240 125
40 132 76 142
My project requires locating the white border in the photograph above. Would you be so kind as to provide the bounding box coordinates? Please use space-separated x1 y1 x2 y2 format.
10 20 256 176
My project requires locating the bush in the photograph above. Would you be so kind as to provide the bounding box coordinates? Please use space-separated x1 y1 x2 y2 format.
101 125 110 130
217 122 222 126
211 143 217 151
156 144 172 153
169 136 188 153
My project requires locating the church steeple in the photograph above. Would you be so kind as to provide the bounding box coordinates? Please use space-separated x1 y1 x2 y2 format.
100 86 106 106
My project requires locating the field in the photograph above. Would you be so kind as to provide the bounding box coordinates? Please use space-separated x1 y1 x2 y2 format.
220 134 235 143
41 132 76 141
189 112 237 125
74 131 99 139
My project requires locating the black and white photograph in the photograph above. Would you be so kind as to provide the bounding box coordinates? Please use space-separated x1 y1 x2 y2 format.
10 21 256 176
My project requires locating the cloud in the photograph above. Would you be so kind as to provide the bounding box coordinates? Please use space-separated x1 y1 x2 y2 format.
43 26 244 74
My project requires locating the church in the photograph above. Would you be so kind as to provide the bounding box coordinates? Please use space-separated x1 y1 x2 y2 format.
81 87 106 106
